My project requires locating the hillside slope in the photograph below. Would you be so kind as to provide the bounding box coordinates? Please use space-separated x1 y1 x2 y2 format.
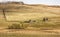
0 2 60 28
0 3 60 21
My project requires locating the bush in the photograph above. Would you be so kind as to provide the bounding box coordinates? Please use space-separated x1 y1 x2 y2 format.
8 24 24 29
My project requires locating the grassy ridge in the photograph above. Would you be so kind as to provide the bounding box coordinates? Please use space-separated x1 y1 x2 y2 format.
0 3 60 28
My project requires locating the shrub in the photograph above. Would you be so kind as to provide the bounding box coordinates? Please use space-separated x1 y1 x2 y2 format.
24 20 31 23
8 24 24 29
43 17 48 22
8 22 29 29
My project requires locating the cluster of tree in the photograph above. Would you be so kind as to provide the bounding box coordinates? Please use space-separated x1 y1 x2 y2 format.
7 1 24 5
43 17 48 22
24 20 36 23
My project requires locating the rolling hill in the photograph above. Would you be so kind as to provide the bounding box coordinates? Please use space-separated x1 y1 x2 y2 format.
0 2 60 28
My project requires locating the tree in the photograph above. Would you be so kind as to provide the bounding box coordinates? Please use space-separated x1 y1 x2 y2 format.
43 17 48 22
2 8 7 21
20 1 24 5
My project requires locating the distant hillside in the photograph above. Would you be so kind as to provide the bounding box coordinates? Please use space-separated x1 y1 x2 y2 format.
0 2 60 28
0 2 60 9
0 2 60 21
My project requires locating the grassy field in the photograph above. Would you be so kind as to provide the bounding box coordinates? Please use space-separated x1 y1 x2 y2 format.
0 29 60 37
0 2 60 37
0 33 60 37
